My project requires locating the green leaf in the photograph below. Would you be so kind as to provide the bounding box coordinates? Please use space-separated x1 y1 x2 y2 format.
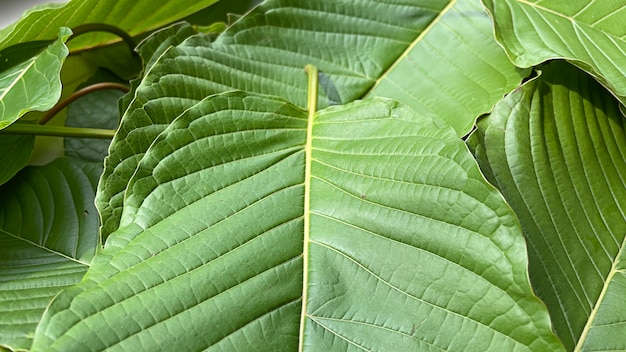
0 135 34 186
0 158 101 351
365 0 528 135
97 0 527 238
32 92 562 351
64 71 125 163
0 0 221 52
482 0 626 105
119 22 201 114
0 27 71 129
467 61 626 351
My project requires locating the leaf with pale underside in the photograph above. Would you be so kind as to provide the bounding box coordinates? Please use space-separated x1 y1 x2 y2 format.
0 158 101 351
0 27 71 129
33 91 562 351
468 61 626 351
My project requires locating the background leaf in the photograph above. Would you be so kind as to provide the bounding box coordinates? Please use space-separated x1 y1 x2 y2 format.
0 28 71 129
482 0 626 105
97 0 527 238
0 0 221 52
64 69 126 163
0 135 34 186
365 0 528 135
467 61 626 351
0 158 101 351
33 92 562 351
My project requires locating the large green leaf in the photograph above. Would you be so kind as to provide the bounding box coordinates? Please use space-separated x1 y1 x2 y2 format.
0 158 101 351
97 0 527 238
32 92 562 351
482 0 626 104
0 0 220 52
0 28 71 129
467 61 626 351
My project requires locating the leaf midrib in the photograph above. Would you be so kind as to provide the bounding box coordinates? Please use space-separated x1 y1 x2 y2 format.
517 0 625 38
364 0 457 96
0 229 89 266
0 57 37 103
574 235 626 351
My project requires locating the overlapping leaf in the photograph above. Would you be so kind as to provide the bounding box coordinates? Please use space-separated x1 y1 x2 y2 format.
97 0 527 238
365 0 528 135
0 0 220 52
33 92 562 351
0 158 101 351
468 61 626 351
0 28 71 128
482 0 626 104
0 135 34 186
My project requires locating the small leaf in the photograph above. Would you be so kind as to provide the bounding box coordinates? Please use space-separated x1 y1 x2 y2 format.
33 92 562 351
468 61 626 351
0 27 71 129
0 158 101 351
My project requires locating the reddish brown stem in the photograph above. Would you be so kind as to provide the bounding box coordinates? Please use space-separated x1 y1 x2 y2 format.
39 82 130 125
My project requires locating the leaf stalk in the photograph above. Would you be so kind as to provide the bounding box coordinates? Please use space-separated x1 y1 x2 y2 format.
39 82 129 125
1 124 115 139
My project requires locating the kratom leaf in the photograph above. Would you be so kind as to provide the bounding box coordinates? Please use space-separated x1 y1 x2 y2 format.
119 22 200 113
0 135 34 186
97 0 527 238
32 92 562 351
467 61 626 351
0 0 220 52
0 158 101 351
482 0 626 105
0 27 71 129
365 0 528 135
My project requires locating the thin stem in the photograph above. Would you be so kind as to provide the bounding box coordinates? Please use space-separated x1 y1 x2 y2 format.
69 23 138 55
1 124 115 139
39 82 129 125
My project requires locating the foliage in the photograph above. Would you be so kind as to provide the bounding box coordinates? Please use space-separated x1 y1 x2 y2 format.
0 0 624 351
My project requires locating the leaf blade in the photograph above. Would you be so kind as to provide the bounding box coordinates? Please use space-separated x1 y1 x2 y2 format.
482 0 626 104
0 158 101 351
35 93 562 351
0 28 71 129
0 0 220 52
467 61 626 351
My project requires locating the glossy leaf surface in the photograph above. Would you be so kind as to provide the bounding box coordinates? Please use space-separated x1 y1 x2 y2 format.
33 92 562 351
482 0 626 104
0 28 71 129
0 158 101 351
468 61 626 351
